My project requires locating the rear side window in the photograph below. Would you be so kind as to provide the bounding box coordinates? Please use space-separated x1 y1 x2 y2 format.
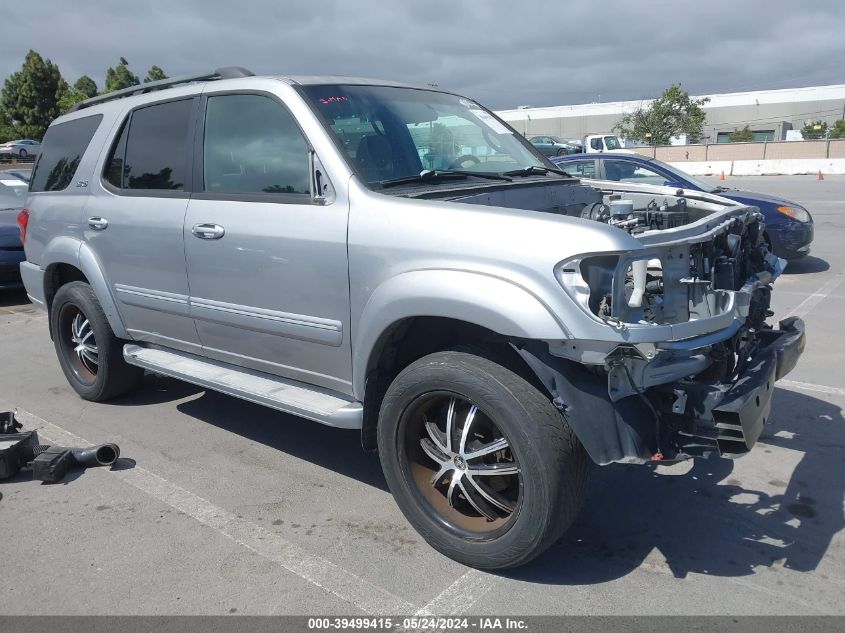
105 99 194 191
30 114 102 192
202 94 310 196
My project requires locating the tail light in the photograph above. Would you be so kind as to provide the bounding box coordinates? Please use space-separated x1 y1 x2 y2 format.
17 208 29 244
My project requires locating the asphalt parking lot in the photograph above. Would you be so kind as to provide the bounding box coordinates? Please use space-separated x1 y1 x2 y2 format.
1 175 843 616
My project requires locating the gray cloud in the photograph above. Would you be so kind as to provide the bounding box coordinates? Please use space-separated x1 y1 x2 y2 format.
4 0 845 109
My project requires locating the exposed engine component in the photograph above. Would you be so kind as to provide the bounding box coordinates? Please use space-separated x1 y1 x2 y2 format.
576 197 690 234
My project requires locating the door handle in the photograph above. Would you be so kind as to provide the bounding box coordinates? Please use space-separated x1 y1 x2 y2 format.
87 217 109 231
191 223 225 240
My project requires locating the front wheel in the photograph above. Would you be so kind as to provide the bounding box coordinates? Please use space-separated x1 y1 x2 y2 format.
19 149 27 158
51 281 142 401
377 349 587 569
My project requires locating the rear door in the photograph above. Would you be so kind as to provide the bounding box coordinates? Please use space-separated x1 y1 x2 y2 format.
183 91 352 394
85 97 201 351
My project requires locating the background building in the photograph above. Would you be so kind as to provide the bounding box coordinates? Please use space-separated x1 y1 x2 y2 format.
495 84 845 144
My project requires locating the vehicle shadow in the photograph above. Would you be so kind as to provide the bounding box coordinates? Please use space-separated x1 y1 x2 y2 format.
109 373 205 406
506 387 844 584
784 256 829 274
172 386 389 492
0 288 29 309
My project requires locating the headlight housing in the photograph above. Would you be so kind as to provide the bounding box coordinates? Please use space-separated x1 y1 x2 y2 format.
776 205 810 223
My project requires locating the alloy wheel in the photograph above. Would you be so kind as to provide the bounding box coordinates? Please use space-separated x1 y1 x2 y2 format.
401 392 522 536
59 305 99 383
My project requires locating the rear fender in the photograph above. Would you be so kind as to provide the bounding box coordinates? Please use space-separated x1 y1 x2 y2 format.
41 237 128 339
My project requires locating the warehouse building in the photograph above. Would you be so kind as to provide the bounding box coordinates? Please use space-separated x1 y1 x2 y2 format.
495 84 845 144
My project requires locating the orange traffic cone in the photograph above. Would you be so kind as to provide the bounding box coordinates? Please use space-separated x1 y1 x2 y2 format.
720 171 726 181
818 170 824 181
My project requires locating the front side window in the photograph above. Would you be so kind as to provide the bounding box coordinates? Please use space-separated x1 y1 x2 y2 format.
300 84 549 187
30 115 102 192
105 99 194 191
203 94 310 195
590 137 603 151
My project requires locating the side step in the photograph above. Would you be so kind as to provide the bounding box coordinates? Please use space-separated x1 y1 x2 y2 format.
123 344 363 429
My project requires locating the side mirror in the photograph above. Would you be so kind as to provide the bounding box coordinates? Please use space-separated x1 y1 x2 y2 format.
663 180 683 189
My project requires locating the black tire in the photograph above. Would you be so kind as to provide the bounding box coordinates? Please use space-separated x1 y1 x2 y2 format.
19 149 27 158
50 281 142 401
556 148 568 156
377 349 587 569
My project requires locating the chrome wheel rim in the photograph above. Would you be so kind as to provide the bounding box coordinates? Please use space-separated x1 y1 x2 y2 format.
401 392 522 536
59 305 99 383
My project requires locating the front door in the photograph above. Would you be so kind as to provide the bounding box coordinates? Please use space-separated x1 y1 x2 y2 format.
184 92 352 394
86 97 201 351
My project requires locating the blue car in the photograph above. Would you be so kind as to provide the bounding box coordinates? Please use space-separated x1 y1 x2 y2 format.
0 171 28 289
551 153 814 259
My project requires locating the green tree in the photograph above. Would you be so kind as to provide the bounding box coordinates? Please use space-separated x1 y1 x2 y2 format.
56 76 100 113
143 65 168 83
613 84 710 145
0 50 67 140
728 126 754 142
74 75 98 98
0 106 16 143
104 57 139 93
828 119 845 140
801 120 828 140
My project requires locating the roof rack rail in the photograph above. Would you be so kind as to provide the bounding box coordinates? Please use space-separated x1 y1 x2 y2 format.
68 66 255 112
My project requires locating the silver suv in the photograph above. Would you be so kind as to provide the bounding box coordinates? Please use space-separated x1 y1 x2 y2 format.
18 67 805 569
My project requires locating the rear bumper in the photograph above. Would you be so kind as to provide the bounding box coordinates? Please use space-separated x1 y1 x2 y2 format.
0 252 25 289
19 260 46 308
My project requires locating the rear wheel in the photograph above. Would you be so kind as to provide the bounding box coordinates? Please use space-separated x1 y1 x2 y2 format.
51 282 142 401
378 349 587 569
19 148 27 158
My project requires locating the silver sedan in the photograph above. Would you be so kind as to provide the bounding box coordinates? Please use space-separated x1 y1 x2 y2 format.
0 139 41 159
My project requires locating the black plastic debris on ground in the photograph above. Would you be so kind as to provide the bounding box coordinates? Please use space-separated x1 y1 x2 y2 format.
0 410 121 483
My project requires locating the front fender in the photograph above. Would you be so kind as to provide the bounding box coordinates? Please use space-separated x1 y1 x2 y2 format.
352 269 569 397
40 237 128 339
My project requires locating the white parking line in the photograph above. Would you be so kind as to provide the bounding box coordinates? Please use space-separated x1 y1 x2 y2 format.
779 380 845 397
414 569 494 616
789 273 845 318
10 407 417 616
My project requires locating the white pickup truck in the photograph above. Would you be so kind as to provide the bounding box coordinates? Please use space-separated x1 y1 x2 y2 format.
582 133 636 153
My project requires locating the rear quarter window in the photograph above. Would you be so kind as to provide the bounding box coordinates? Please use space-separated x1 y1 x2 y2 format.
30 114 103 192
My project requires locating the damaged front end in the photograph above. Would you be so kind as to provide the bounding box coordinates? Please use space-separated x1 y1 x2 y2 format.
518 198 806 465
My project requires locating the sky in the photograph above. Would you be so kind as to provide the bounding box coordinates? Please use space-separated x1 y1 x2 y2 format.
4 0 845 110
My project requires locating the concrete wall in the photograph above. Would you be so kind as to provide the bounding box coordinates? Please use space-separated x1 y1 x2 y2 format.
638 139 845 162
497 85 845 143
669 159 845 176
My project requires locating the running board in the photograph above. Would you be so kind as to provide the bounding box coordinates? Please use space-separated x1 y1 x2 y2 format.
123 344 363 429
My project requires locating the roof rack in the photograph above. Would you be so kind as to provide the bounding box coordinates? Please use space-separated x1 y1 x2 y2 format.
68 66 255 112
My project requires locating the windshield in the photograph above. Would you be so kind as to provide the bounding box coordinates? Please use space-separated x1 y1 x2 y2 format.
0 177 28 209
300 84 550 187
604 136 622 150
650 158 717 191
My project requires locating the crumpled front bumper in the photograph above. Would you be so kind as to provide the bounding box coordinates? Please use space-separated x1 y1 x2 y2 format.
515 316 806 465
670 316 806 457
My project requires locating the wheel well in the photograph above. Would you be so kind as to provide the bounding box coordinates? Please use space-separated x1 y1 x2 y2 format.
44 264 89 335
360 317 538 451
